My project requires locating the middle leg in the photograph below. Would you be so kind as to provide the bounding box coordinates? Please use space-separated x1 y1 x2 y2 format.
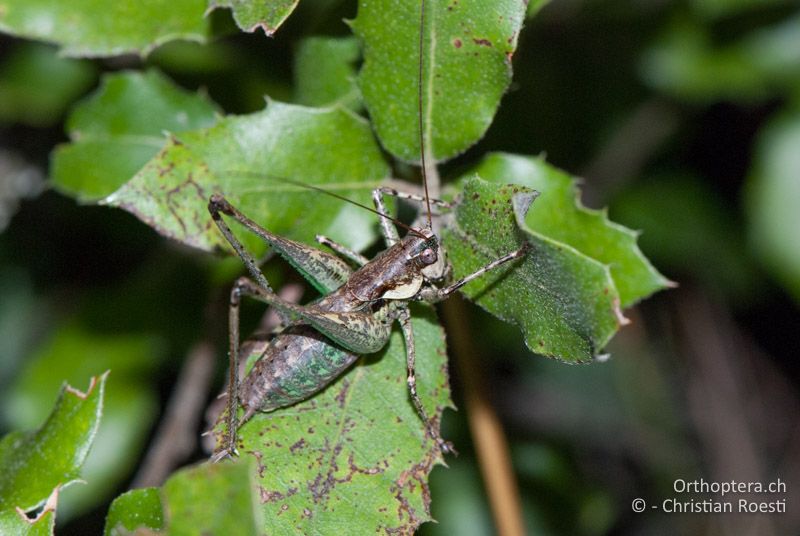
315 234 369 267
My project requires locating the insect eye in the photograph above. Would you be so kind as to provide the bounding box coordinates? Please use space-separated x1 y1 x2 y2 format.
419 248 437 265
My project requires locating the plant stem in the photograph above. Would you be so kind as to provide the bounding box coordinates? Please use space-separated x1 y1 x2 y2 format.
442 296 526 536
132 341 216 488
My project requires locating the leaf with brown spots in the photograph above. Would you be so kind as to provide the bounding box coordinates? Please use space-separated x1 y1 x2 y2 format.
221 304 451 534
470 153 672 308
442 176 627 362
353 0 526 162
51 70 219 202
104 101 390 254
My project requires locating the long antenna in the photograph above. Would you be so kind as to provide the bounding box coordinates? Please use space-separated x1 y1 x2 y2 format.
418 0 433 230
224 171 428 239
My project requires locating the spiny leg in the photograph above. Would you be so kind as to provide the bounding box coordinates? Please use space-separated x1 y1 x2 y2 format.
316 234 369 267
209 194 352 295
207 198 288 458
397 305 454 454
209 194 275 294
211 279 251 462
212 277 315 461
423 243 530 302
231 277 393 355
374 186 452 236
372 186 451 244
372 186 450 247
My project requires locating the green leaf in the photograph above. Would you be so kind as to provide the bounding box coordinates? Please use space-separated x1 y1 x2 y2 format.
472 153 671 308
105 462 259 535
104 101 390 253
425 458 492 536
104 488 164 535
294 36 361 110
746 107 800 302
0 0 209 58
640 15 800 103
212 304 450 533
0 43 96 127
0 490 56 536
52 70 220 202
0 374 107 515
4 326 161 518
160 460 261 534
207 0 298 35
442 177 624 362
526 0 551 18
146 40 239 75
353 0 526 162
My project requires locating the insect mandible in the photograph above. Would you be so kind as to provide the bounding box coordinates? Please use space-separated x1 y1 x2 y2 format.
208 0 529 462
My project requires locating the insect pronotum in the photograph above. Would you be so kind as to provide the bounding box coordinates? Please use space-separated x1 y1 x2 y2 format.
209 0 528 461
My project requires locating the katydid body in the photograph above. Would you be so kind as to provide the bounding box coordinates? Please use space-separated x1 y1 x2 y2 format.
208 191 527 461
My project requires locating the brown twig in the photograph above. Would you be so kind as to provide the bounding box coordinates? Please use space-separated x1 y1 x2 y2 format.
442 296 526 536
672 288 800 536
581 97 679 206
131 340 216 488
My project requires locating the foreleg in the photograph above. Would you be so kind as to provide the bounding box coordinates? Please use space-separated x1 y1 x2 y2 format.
372 188 402 247
419 244 530 302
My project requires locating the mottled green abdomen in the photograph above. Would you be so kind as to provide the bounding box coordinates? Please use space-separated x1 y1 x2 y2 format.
239 325 359 412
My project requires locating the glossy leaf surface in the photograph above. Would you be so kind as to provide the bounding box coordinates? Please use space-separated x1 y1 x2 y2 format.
0 374 107 523
104 488 163 535
208 0 298 35
52 70 219 202
442 177 624 362
0 0 209 57
294 36 361 110
746 107 800 302
104 101 390 253
161 461 261 534
353 0 526 162
4 327 161 518
472 153 671 308
0 43 96 126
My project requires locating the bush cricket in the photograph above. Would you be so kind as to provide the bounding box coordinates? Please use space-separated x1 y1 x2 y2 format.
209 0 529 461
